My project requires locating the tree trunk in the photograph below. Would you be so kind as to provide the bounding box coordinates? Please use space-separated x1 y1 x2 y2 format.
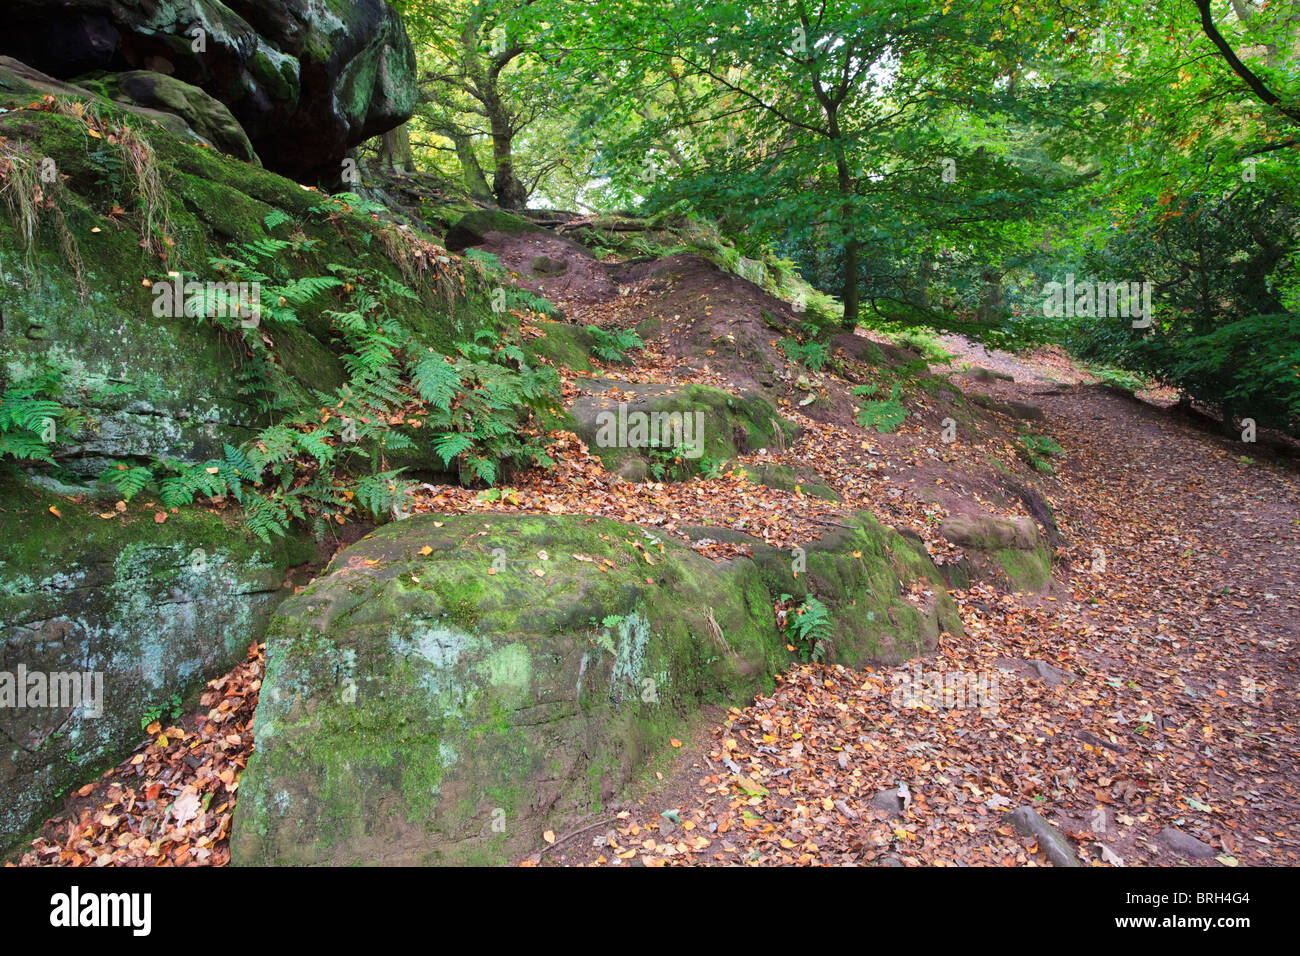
489 128 527 209
483 88 527 209
450 132 493 202
841 235 860 329
491 139 528 209
836 154 859 329
378 123 415 174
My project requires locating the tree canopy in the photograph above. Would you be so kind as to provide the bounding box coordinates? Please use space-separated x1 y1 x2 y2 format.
383 0 1298 435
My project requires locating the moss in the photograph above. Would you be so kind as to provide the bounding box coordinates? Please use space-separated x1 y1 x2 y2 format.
249 50 298 103
732 462 839 501
0 471 314 852
230 509 962 865
231 513 786 865
995 546 1052 592
748 512 961 666
445 209 544 251
523 321 596 372
176 172 277 243
571 381 795 480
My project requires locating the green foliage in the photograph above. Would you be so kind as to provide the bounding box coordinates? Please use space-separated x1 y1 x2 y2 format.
780 594 833 663
463 248 502 271
307 191 388 218
140 693 182 730
100 464 153 500
645 442 692 482
0 362 93 464
85 252 560 540
1085 364 1151 393
587 325 644 364
418 327 562 485
778 336 828 372
1018 431 1064 474
854 383 907 434
587 612 636 655
889 329 953 365
461 248 560 317
510 287 561 318
263 209 295 232
551 0 1065 329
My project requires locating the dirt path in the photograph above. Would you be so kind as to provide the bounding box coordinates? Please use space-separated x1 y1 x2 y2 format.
14 242 1297 868
536 337 1300 867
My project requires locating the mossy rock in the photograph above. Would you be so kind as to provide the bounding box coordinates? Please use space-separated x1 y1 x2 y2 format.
0 94 485 480
230 513 782 866
2 0 417 182
530 254 568 277
230 508 963 865
730 462 839 502
522 321 596 373
747 512 964 665
0 472 315 853
939 513 1053 593
994 546 1053 593
76 71 259 164
969 392 1046 422
444 208 544 252
568 380 796 480
968 366 1014 383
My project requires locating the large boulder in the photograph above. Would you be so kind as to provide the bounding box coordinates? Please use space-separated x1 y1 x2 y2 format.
940 512 1052 592
0 56 240 153
730 462 840 502
1 0 417 181
745 517 963 664
231 511 962 865
568 380 796 481
78 70 260 163
0 473 314 852
231 513 781 866
0 86 470 480
0 78 471 850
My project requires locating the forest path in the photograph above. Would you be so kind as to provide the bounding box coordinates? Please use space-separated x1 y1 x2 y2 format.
537 336 1300 867
12 254 1298 868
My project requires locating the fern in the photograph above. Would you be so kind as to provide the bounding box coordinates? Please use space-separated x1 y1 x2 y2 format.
238 237 293 260
782 595 834 663
433 432 475 466
779 336 828 371
158 461 228 509
0 432 56 463
58 218 568 536
279 275 343 304
100 464 153 501
464 248 502 272
354 470 412 517
244 492 290 542
467 456 497 484
411 352 462 410
263 209 294 232
855 383 908 433
296 429 336 467
0 362 92 463
588 325 644 363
